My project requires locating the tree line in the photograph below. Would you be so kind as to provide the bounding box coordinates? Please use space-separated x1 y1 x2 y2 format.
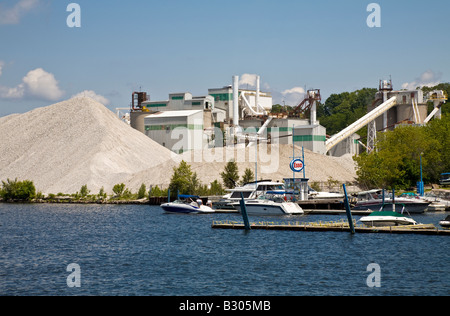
354 116 449 189
0 160 256 202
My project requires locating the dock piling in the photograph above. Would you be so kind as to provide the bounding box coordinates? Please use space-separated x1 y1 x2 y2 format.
343 184 356 234
240 192 251 231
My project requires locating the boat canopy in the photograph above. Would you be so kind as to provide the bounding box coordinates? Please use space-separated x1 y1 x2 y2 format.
265 191 291 195
178 195 200 199
368 211 409 218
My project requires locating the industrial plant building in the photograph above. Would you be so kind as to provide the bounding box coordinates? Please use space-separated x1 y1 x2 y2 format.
128 76 446 157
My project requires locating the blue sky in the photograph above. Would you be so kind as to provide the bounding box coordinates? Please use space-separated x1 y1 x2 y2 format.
0 0 449 117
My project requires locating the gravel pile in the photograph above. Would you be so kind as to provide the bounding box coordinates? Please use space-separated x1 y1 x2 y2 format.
127 144 358 190
0 97 357 194
0 97 178 194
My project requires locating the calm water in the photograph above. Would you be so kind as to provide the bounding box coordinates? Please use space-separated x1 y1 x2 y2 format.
0 203 448 296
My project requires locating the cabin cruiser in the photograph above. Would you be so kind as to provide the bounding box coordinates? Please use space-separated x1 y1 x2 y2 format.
213 180 285 210
353 189 430 214
439 215 450 228
231 192 304 216
161 195 214 214
359 205 418 227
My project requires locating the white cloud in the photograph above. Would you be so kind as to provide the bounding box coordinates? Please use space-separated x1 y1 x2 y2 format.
282 87 305 95
239 74 258 87
0 67 64 101
71 90 110 105
401 70 443 90
0 61 4 77
0 83 25 99
22 68 64 100
0 0 39 25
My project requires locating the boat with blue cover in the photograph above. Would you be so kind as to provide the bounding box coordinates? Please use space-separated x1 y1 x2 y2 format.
161 195 214 214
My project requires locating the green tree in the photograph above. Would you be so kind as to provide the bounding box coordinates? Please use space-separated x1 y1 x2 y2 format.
354 119 448 189
0 178 36 201
241 168 254 185
112 183 126 197
98 187 107 200
318 88 377 138
80 184 90 198
150 185 163 197
221 160 239 189
169 160 194 195
209 180 225 196
138 183 147 199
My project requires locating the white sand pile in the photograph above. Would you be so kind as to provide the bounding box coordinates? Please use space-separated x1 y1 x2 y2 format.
127 143 358 189
0 97 178 194
1 97 357 194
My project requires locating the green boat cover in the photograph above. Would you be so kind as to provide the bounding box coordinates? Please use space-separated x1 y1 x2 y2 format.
368 211 408 217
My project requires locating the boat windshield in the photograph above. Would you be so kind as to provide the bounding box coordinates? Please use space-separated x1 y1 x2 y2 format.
258 194 285 203
256 184 285 191
230 191 253 199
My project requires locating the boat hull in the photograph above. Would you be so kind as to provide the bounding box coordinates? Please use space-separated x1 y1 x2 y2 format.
161 203 199 214
439 220 450 228
353 200 429 214
232 201 303 216
161 203 215 214
359 215 417 227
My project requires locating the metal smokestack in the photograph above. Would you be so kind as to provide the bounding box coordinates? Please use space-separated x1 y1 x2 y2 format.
256 75 260 112
233 75 239 126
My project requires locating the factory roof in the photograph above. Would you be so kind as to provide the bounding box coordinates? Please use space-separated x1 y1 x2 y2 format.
145 110 203 119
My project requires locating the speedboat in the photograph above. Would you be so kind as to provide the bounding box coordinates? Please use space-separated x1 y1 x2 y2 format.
359 204 418 227
161 195 214 214
214 180 285 210
359 211 418 227
353 189 430 214
439 215 450 228
231 192 304 216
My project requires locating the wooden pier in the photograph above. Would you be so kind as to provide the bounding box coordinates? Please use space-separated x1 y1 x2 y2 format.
297 198 345 210
211 220 450 236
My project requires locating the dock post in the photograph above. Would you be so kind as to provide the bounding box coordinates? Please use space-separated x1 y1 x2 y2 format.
240 192 251 230
343 184 355 234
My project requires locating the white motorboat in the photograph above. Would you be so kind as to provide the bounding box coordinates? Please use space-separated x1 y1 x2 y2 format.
353 189 430 213
359 204 418 227
359 211 418 227
214 180 285 210
161 195 214 214
231 193 304 216
439 215 450 228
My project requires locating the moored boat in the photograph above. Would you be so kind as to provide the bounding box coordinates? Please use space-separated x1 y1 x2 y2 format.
161 195 214 214
359 211 418 227
231 192 304 216
439 215 450 228
214 180 285 210
353 189 430 214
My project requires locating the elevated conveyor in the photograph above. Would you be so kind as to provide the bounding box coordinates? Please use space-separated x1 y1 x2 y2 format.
326 96 397 153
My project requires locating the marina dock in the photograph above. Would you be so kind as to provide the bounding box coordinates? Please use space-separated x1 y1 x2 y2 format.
211 220 450 236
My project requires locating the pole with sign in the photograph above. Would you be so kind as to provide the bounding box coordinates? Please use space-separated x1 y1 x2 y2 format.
290 124 306 201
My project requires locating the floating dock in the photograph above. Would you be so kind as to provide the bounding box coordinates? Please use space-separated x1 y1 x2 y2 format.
211 220 450 236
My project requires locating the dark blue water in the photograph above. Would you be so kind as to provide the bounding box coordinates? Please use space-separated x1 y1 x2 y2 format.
0 203 448 296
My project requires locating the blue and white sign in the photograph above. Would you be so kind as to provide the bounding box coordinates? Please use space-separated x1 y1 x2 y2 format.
290 159 304 173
